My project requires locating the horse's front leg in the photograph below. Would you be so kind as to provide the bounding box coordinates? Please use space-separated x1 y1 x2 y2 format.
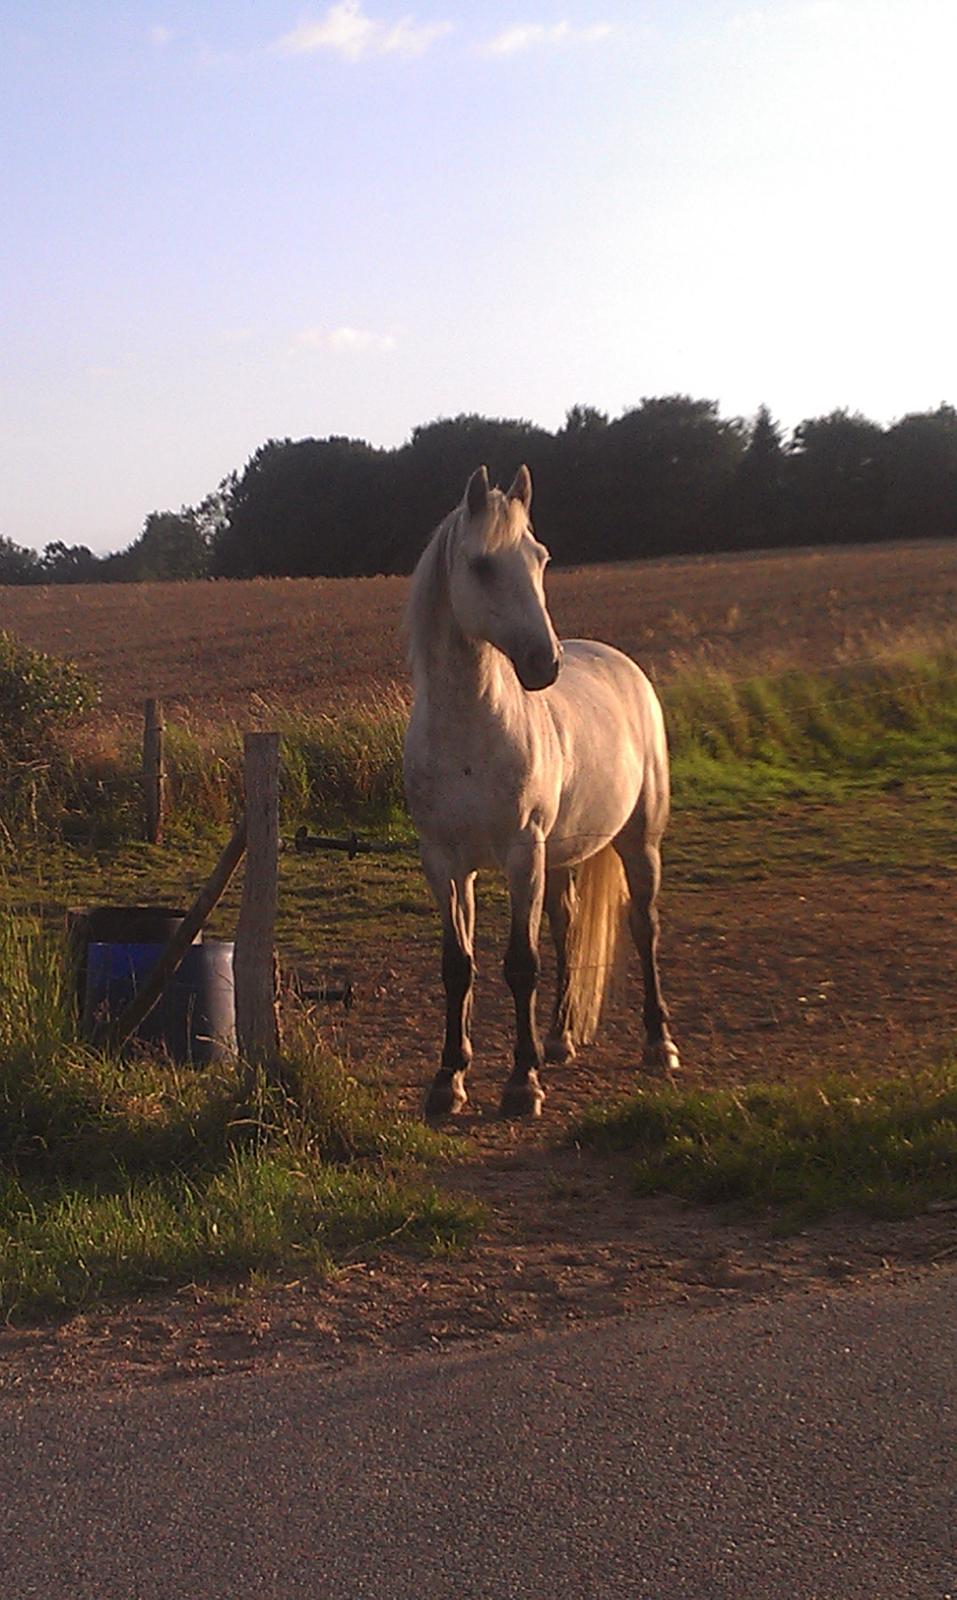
500 827 547 1119
422 848 476 1118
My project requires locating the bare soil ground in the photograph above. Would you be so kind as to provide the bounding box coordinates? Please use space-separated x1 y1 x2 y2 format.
3 538 956 719
3 861 955 1395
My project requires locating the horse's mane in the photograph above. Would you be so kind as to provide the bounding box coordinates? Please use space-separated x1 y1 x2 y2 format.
406 488 518 684
406 506 458 684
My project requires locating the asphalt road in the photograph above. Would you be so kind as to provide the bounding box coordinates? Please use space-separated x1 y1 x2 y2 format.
2 1266 954 1599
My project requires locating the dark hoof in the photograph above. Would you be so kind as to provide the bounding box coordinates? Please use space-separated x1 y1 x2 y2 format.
544 1033 576 1065
499 1072 545 1120
425 1071 468 1119
642 1039 681 1078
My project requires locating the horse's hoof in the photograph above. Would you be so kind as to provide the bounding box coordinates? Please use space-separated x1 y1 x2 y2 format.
642 1040 681 1078
544 1034 576 1065
425 1072 468 1118
499 1072 545 1120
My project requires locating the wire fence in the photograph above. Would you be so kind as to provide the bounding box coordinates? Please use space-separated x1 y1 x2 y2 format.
5 644 955 859
6 649 955 992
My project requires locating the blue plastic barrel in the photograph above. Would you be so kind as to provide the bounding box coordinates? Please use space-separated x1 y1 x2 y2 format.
83 940 236 1065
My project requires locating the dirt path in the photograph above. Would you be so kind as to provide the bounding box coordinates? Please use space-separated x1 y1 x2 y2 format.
341 863 957 1112
3 865 955 1395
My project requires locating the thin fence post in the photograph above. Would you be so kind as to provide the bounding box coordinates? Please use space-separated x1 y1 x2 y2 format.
143 697 166 844
234 731 282 1083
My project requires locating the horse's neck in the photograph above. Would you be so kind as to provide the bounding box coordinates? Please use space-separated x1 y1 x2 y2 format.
413 588 520 745
418 606 504 715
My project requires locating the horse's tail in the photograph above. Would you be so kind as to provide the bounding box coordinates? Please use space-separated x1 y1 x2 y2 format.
565 844 629 1045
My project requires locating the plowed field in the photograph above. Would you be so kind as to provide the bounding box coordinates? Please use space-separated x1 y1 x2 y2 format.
2 537 955 717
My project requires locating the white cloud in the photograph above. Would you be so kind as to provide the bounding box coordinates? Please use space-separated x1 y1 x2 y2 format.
380 14 451 56
148 24 174 48
483 20 613 57
275 2 450 62
296 325 397 353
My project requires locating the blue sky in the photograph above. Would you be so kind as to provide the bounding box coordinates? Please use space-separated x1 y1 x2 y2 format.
2 0 954 554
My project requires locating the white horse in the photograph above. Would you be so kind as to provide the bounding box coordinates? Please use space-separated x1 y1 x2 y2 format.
403 464 680 1118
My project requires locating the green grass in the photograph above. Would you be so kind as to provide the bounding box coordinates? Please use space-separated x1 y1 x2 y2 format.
9 649 957 854
51 691 412 848
666 649 957 810
0 1155 472 1322
0 909 479 1321
573 1068 957 1229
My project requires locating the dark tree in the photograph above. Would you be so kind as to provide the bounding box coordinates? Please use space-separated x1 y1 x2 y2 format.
129 511 210 580
0 536 41 584
721 404 787 549
212 437 393 578
880 405 957 541
12 393 957 587
40 542 101 583
786 410 887 546
601 396 745 561
545 407 610 564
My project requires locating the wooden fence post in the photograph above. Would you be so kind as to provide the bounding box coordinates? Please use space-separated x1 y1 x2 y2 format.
143 697 166 844
234 732 282 1081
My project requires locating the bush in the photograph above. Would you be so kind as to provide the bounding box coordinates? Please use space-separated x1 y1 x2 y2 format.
0 630 98 763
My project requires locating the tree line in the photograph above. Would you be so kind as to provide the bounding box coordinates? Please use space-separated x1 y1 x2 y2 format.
3 398 956 585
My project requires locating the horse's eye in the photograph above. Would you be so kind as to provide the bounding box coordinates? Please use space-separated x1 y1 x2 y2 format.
470 555 495 582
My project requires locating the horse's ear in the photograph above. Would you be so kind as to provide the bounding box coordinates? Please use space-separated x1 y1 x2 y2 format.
466 465 490 517
507 464 532 513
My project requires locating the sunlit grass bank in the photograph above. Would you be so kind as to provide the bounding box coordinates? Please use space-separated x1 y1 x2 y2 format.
6 648 952 848
573 1068 957 1229
665 649 957 807
0 910 478 1321
40 689 410 846
4 646 956 975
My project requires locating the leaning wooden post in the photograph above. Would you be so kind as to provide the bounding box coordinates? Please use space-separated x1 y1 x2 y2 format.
105 815 247 1055
234 732 282 1085
143 697 166 844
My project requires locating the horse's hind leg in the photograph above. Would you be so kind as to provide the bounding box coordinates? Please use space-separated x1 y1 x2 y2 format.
544 866 577 1065
614 831 680 1076
422 849 476 1117
500 828 547 1118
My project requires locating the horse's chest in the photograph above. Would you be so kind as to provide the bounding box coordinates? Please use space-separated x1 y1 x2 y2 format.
405 724 544 844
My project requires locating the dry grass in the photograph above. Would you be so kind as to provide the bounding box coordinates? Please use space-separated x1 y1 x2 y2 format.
2 539 955 722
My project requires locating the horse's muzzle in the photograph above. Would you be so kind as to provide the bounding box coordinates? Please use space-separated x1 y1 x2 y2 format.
515 642 563 691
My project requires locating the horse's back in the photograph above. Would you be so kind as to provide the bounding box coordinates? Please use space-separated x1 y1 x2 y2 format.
549 639 665 750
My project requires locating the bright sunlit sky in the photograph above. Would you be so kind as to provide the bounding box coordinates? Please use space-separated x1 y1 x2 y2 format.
2 0 955 554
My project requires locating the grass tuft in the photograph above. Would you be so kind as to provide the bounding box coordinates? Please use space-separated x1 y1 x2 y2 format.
0 910 478 1321
666 650 957 808
573 1068 957 1228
